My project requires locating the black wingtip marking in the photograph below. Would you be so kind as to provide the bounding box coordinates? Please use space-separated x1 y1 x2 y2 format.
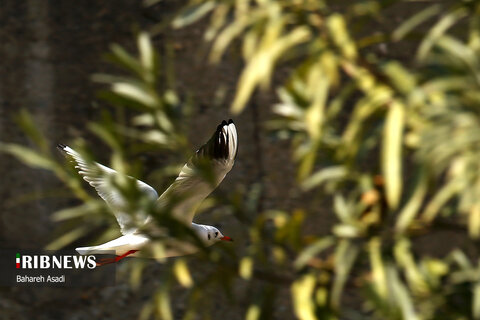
57 144 66 151
195 120 235 162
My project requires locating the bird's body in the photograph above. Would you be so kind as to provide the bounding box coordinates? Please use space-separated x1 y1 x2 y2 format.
59 120 237 263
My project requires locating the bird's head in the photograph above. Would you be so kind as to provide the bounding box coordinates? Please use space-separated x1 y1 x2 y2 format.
202 225 233 244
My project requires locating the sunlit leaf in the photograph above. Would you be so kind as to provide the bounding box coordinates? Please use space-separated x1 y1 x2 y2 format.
369 237 388 299
291 273 317 320
138 32 155 75
417 7 468 61
421 178 462 223
246 304 261 320
469 204 480 239
231 26 310 113
173 259 193 288
396 169 428 233
386 264 419 320
394 238 429 295
239 256 254 280
156 287 173 320
382 100 405 209
111 82 159 107
327 14 357 60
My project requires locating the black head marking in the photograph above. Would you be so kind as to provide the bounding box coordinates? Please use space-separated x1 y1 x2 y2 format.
208 233 211 240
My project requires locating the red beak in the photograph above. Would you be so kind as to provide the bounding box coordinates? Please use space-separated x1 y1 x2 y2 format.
220 236 233 242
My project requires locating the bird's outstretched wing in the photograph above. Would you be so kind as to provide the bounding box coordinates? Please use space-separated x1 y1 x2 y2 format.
57 145 159 235
156 119 238 224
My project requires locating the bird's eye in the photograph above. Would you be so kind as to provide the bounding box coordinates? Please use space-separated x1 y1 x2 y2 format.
215 232 218 238
208 234 211 240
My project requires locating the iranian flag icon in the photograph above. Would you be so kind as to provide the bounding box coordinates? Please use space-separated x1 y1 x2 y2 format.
16 253 20 269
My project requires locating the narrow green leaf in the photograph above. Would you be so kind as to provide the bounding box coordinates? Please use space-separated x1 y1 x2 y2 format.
88 123 122 152
108 44 143 76
417 7 468 61
469 204 480 239
305 67 329 140
156 287 173 320
111 82 159 107
291 273 317 320
386 264 419 320
239 256 254 280
396 169 428 233
0 143 56 170
129 260 146 290
394 238 429 295
392 4 442 41
173 259 193 288
301 166 347 191
231 26 310 114
294 237 334 269
382 100 405 209
16 109 49 152
369 237 388 299
51 201 104 221
382 61 416 94
331 240 359 310
473 281 480 319
45 226 89 250
421 178 462 223
327 14 357 60
172 1 215 29
246 304 261 320
138 32 154 73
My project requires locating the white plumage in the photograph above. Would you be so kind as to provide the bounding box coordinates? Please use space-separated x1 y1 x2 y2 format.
59 120 237 263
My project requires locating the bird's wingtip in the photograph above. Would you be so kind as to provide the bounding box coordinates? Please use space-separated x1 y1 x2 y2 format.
217 119 233 132
57 144 67 151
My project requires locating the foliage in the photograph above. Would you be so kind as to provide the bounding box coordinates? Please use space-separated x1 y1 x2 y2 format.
4 0 480 319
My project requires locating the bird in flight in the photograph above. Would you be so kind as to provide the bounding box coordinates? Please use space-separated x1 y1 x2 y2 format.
58 119 237 265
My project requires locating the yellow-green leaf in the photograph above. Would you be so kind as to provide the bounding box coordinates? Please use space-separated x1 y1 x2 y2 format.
173 259 193 288
382 100 405 209
239 256 254 280
291 273 316 320
0 143 56 170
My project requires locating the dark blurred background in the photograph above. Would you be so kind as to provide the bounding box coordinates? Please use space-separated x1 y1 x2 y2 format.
0 1 306 319
1 1 477 319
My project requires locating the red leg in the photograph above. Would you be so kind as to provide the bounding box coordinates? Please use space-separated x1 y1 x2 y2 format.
96 250 139 266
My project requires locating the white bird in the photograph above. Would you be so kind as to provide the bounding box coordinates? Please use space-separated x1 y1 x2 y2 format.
58 119 237 265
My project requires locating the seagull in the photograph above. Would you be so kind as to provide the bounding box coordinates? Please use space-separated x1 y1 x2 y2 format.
58 119 237 265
